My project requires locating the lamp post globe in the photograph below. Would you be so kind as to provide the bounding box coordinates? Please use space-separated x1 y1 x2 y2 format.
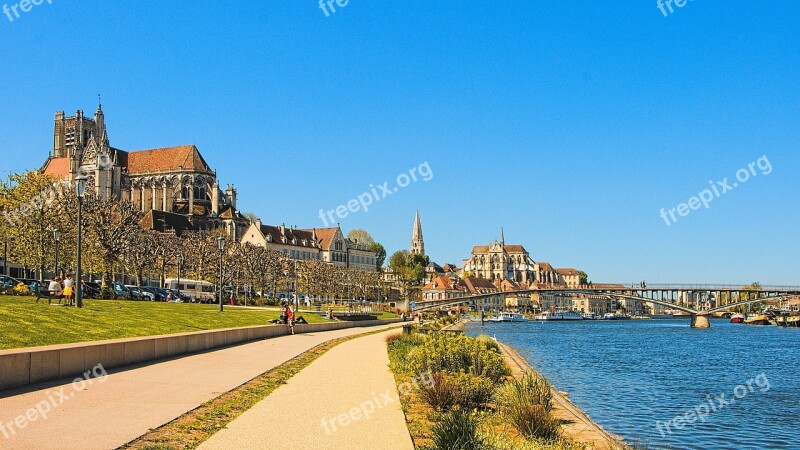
75 176 87 309
218 236 225 312
53 228 60 278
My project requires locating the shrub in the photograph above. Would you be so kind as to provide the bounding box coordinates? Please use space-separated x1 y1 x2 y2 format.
430 410 488 450
451 372 496 410
12 282 30 296
495 372 559 440
387 332 427 374
419 371 457 411
407 333 509 382
475 334 501 353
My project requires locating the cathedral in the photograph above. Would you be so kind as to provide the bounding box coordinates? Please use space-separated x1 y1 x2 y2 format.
462 228 538 285
41 103 249 237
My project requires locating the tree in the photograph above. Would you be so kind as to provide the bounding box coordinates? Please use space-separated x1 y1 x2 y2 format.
81 197 144 288
369 242 386 270
347 229 386 270
0 172 69 281
578 270 589 285
347 229 375 246
242 211 258 223
388 250 430 301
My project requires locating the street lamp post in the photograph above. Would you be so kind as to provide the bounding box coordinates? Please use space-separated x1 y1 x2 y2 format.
293 260 300 315
53 228 60 278
75 176 87 308
176 254 184 298
218 236 225 312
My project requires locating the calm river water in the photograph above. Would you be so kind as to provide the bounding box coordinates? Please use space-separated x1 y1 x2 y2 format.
466 319 800 450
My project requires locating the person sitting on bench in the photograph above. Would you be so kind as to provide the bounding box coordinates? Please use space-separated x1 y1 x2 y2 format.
47 277 64 303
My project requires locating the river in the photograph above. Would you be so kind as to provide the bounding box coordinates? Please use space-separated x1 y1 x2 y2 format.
466 318 800 450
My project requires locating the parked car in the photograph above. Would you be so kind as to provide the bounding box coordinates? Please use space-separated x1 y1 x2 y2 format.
125 285 156 301
82 281 102 299
168 289 193 303
0 275 22 291
140 286 166 302
111 282 131 299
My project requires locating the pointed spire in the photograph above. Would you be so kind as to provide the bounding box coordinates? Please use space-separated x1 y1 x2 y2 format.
411 210 425 256
500 227 505 246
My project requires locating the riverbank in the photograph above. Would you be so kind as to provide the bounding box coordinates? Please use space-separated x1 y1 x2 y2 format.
498 341 626 450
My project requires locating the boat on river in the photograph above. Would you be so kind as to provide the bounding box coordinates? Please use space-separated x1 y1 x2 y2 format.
535 311 583 321
603 313 631 320
775 313 800 328
487 312 529 322
744 314 771 325
730 313 745 324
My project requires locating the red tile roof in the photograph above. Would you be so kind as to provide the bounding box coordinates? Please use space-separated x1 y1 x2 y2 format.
42 157 70 178
126 145 210 174
539 262 555 271
556 268 579 275
311 227 340 251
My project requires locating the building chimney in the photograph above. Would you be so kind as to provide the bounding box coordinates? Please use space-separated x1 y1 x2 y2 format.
226 184 237 209
212 181 220 216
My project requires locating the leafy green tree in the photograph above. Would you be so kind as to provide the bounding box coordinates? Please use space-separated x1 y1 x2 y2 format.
369 242 386 269
347 229 386 270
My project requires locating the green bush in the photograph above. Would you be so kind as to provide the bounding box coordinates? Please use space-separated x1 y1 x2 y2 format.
451 372 496 410
407 333 509 382
495 372 559 440
429 410 488 450
387 332 427 374
475 334 501 352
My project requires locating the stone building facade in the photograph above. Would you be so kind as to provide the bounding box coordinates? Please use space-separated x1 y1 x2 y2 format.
42 103 249 238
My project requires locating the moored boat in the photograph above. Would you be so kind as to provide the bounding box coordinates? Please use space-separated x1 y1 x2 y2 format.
744 314 771 326
535 311 583 321
487 312 529 322
603 313 631 320
730 313 745 324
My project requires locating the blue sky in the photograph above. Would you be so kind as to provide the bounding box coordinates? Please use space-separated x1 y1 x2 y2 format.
1 1 798 284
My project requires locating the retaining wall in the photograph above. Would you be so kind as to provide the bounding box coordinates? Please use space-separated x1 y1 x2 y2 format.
0 319 401 391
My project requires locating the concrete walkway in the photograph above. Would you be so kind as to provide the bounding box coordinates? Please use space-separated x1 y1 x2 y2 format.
200 330 414 450
0 323 403 450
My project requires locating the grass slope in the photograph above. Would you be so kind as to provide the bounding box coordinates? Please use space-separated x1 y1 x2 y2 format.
0 296 325 350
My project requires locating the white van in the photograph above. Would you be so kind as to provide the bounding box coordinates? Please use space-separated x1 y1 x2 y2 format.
164 279 216 303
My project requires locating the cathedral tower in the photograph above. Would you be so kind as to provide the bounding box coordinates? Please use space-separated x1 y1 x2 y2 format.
410 210 425 256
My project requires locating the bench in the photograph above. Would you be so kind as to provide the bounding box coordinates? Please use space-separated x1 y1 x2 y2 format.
35 288 65 305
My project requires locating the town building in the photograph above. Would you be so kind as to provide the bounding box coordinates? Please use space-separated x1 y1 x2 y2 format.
239 220 378 271
556 268 581 288
41 103 249 238
461 229 538 284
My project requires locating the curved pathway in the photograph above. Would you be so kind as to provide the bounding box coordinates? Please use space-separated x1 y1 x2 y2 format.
0 323 403 450
199 329 414 450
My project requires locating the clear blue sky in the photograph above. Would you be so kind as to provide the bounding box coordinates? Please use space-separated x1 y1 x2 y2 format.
1 1 798 284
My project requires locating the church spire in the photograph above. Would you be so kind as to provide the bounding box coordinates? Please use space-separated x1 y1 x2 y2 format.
500 227 505 246
411 210 425 256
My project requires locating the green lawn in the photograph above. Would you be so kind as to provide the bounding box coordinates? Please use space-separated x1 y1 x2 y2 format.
0 296 328 350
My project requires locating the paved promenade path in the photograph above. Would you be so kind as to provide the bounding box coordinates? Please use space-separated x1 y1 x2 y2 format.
200 329 414 450
0 323 403 450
